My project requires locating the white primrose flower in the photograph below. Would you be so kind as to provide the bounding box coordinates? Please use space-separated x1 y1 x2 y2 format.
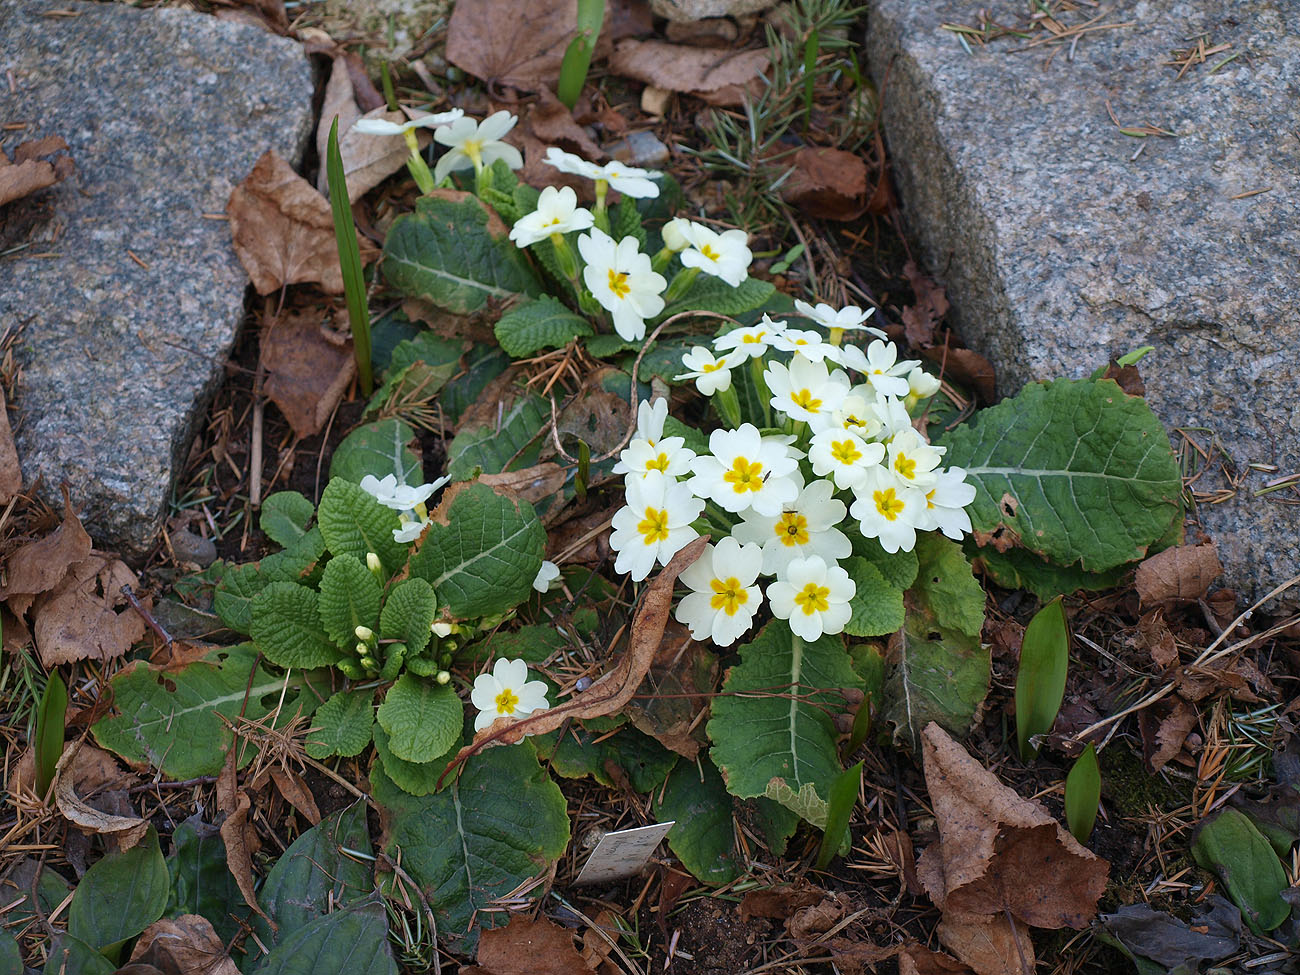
809 386 885 440
541 148 662 197
794 299 886 339
579 228 667 341
872 395 917 440
849 466 928 554
917 467 977 540
732 478 852 577
712 314 786 363
393 516 429 543
508 186 593 247
687 423 799 516
433 111 523 182
886 427 945 490
542 146 606 180
676 221 753 287
767 555 856 641
676 346 741 396
764 354 850 424
612 399 696 480
360 473 447 510
768 327 842 365
674 537 764 646
609 470 704 582
351 108 465 136
907 365 943 400
470 657 550 732
860 340 917 398
532 559 562 592
808 427 886 492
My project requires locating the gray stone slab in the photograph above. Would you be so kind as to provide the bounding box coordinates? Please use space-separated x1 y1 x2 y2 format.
1 0 313 558
865 0 1300 607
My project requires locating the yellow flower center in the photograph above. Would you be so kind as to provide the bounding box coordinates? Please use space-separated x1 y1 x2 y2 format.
774 512 810 547
645 452 671 472
723 457 765 493
926 488 937 509
794 582 831 616
894 452 917 479
700 361 725 373
464 139 483 169
873 488 905 521
844 413 868 429
743 331 767 344
709 577 749 616
494 687 520 715
790 389 822 412
637 506 670 544
831 439 863 465
608 269 631 299
544 216 561 227
700 243 721 261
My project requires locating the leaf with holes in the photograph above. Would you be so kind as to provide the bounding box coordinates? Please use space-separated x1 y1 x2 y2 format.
407 482 546 620
494 295 594 358
882 534 989 751
92 646 290 778
316 479 407 575
379 577 437 656
706 620 858 827
939 378 1182 572
329 418 421 487
375 675 462 763
382 191 540 314
317 554 382 648
251 583 342 669
306 688 374 760
372 743 569 952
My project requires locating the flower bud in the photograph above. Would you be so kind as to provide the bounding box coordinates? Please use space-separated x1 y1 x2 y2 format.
436 670 451 685
366 552 383 573
661 217 692 252
354 642 369 657
907 366 942 399
354 625 375 642
431 621 454 638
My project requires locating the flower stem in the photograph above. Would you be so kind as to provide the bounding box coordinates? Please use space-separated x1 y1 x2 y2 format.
402 131 435 195
749 355 773 427
663 266 701 304
593 179 610 232
829 326 845 346
550 231 581 284
714 383 742 429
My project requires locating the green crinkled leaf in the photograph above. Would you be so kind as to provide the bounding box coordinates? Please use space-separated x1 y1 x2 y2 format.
654 757 741 886
536 725 676 794
375 675 462 763
851 537 919 590
373 723 453 797
458 623 568 666
306 688 374 760
843 557 905 637
372 743 570 951
382 192 540 314
92 646 287 779
938 378 1183 573
262 491 316 548
366 334 463 416
167 819 247 944
251 583 342 669
329 418 421 487
408 483 546 620
706 621 857 826
380 577 437 656
612 195 646 247
583 333 638 359
494 296 594 358
213 529 327 636
446 392 549 480
251 897 396 975
68 827 168 950
661 275 775 319
882 534 990 751
317 479 407 575
318 554 382 648
254 802 373 948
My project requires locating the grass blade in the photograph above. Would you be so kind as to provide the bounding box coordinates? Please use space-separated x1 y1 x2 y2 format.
816 760 862 870
326 116 374 397
35 671 67 798
557 0 605 109
1014 595 1069 761
1065 743 1100 843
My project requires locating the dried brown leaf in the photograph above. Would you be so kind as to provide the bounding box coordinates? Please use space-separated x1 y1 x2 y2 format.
227 150 366 295
623 621 716 759
527 89 605 161
787 893 850 938
0 388 21 503
31 555 146 667
220 790 269 924
821 938 899 975
739 883 826 922
316 55 362 195
479 463 568 505
442 536 707 779
779 147 868 221
901 261 950 349
917 723 1108 930
608 39 767 105
922 344 996 403
937 915 1035 975
447 0 577 92
269 767 321 826
260 310 356 439
53 741 147 849
1137 611 1180 670
0 136 74 205
129 914 241 975
1140 698 1198 773
556 387 633 457
0 494 91 600
473 914 597 975
1135 543 1222 606
1102 361 1146 397
899 944 975 975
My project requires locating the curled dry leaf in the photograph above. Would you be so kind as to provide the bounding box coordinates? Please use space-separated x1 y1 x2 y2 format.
479 463 568 506
441 536 708 782
1139 697 1199 773
32 554 147 667
921 344 996 404
220 789 269 924
901 260 950 349
608 39 768 106
0 494 91 605
1135 543 1222 606
227 150 375 295
527 89 605 162
556 387 633 457
447 0 582 93
260 310 357 439
53 741 147 849
0 135 75 206
129 914 241 975
916 723 1108 930
899 944 975 975
469 913 598 975
623 621 716 759
779 147 868 221
739 882 827 922
269 767 321 826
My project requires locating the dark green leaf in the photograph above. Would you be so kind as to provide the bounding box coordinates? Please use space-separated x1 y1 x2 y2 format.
446 392 549 480
328 419 421 487
42 935 115 975
1191 808 1289 934
1065 743 1101 843
252 897 396 975
261 492 316 548
167 818 247 944
327 118 373 396
379 578 437 656
35 671 66 799
306 688 375 760
816 760 862 869
653 757 741 886
1015 596 1070 761
842 557 905 637
373 723 454 797
316 479 407 575
494 296 593 358
317 554 382 648
251 583 342 669
375 675 462 763
536 725 676 794
661 274 774 319
68 827 168 950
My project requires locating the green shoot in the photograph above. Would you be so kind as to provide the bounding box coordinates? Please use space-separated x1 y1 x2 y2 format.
1014 595 1069 761
557 0 606 109
802 29 819 128
326 117 374 397
380 61 399 112
817 760 862 869
1064 743 1100 843
35 671 67 798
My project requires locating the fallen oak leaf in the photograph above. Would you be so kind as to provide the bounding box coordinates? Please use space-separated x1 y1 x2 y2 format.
447 0 582 93
438 536 708 786
259 309 356 439
1135 543 1222 606
899 944 975 975
129 914 240 975
901 260 950 349
219 790 269 925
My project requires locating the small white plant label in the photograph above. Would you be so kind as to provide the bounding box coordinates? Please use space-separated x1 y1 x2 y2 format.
575 822 675 884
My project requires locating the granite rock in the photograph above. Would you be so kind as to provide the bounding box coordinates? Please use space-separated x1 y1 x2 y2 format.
865 0 1300 607
0 0 313 557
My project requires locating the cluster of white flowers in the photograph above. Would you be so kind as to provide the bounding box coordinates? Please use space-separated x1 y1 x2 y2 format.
359 473 450 542
606 312 975 647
